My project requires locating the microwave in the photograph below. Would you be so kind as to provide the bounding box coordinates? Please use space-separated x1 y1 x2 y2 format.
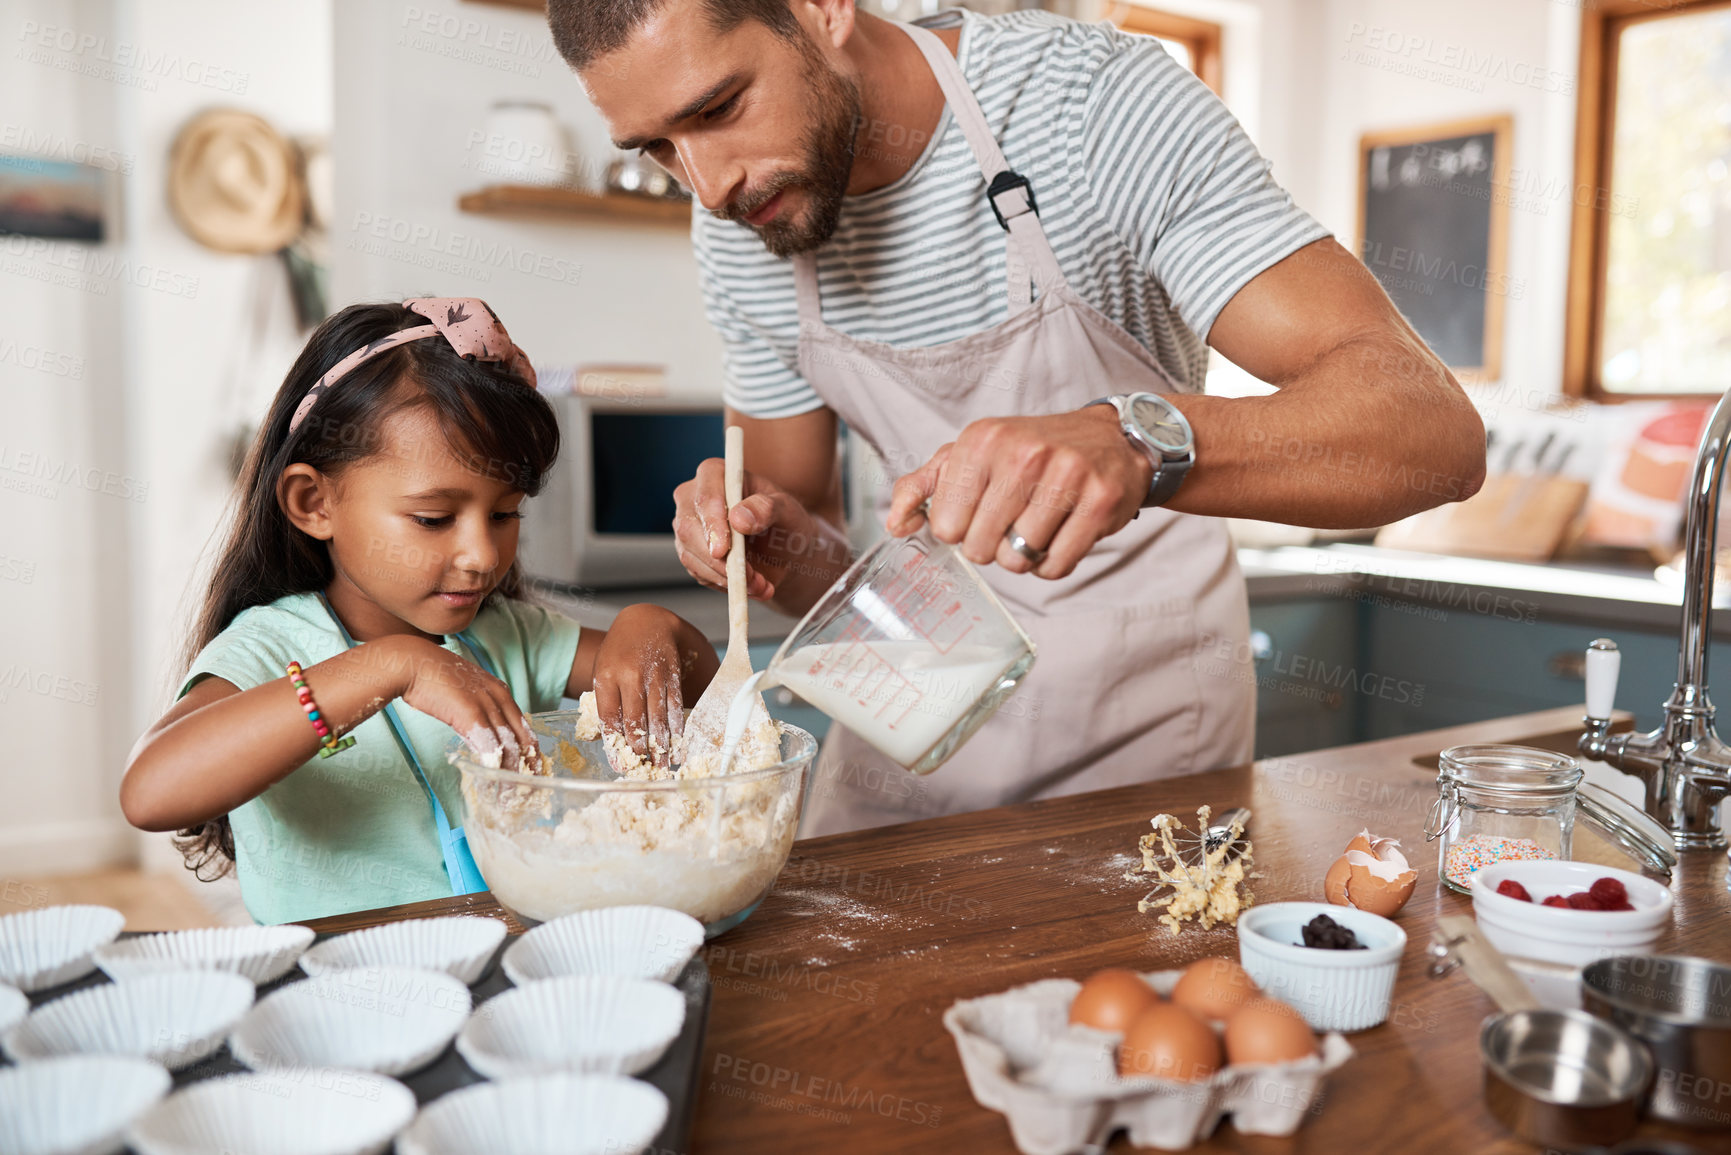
519 391 725 589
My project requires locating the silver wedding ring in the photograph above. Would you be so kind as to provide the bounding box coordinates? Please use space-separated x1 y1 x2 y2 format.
1004 527 1047 565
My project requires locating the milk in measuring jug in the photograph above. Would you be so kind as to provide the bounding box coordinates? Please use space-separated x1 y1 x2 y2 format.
772 641 1015 767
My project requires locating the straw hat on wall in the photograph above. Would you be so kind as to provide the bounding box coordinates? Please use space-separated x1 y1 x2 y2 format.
168 109 304 254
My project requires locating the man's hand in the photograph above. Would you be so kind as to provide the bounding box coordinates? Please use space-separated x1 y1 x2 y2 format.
886 405 1154 579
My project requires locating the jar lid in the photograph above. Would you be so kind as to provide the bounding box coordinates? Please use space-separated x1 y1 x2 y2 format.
1436 744 1583 796
1577 781 1678 875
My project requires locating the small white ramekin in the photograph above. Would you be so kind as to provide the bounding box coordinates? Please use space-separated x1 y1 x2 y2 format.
1470 860 1671 969
1236 902 1405 1032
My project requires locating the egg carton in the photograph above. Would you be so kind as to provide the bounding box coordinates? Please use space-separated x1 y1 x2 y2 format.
942 970 1353 1154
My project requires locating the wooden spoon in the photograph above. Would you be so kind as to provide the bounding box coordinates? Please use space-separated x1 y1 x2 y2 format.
682 425 771 760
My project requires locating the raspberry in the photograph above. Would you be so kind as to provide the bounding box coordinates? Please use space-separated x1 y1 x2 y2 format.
1566 891 1604 910
1589 877 1628 905
1496 880 1533 902
1541 895 1572 908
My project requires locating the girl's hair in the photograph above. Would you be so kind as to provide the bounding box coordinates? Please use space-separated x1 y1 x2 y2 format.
174 301 560 879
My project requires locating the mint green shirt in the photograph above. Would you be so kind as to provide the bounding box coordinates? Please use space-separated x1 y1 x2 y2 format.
181 591 582 925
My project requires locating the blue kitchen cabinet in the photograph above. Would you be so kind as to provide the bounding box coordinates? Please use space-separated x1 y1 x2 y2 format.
1246 598 1360 758
1357 605 1700 739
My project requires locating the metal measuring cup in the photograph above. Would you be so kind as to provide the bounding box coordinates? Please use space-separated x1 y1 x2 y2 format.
1431 915 1654 1150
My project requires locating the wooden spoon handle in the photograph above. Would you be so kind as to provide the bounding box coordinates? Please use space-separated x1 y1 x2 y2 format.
1436 915 1542 1014
724 425 747 655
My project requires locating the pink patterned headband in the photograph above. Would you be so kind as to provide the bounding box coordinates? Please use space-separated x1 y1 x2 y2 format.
288 297 538 433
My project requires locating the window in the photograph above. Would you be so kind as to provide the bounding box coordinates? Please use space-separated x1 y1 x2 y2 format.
1106 4 1223 96
1569 0 1731 397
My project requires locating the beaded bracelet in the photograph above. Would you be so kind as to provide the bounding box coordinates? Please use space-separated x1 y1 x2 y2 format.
287 661 355 758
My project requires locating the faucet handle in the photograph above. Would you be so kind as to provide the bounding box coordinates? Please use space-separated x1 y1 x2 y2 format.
1585 638 1621 721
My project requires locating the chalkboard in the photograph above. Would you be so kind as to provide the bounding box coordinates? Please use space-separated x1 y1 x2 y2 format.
1358 116 1512 378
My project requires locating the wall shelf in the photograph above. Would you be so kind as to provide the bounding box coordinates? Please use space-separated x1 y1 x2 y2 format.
457 185 692 228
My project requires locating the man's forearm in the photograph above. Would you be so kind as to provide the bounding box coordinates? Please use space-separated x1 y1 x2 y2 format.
1165 332 1486 528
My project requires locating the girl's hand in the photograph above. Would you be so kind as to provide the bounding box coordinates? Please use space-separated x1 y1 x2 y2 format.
390 635 536 767
592 605 717 767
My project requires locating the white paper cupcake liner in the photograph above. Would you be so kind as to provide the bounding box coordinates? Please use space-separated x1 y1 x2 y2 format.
0 1054 170 1155
0 905 125 992
501 905 703 986
230 965 471 1077
94 924 314 985
4 971 255 1072
127 1069 415 1155
298 916 506 986
0 981 27 1036
456 974 684 1079
396 1073 669 1155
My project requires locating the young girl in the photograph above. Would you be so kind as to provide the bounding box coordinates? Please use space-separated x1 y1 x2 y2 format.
122 298 718 925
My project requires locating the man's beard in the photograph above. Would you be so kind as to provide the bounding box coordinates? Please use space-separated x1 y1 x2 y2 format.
717 53 860 258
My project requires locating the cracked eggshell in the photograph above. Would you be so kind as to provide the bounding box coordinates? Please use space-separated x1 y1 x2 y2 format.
1323 832 1416 918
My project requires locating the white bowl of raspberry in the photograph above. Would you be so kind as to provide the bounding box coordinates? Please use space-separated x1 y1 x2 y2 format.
1470 861 1672 969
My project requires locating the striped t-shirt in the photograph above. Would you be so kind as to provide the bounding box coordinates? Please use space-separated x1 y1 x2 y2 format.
692 8 1331 419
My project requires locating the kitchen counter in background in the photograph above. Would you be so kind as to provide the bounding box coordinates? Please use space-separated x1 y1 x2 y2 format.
1235 543 1720 759
533 540 1723 761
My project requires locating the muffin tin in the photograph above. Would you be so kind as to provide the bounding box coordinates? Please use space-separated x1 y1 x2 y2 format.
0 913 711 1155
943 970 1352 1154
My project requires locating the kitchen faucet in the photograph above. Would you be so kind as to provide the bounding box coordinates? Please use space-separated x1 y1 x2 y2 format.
1580 388 1731 852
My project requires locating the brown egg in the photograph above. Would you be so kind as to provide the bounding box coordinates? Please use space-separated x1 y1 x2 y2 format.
1224 997 1319 1066
1069 968 1159 1034
1170 957 1260 1022
1118 1002 1221 1082
1323 853 1353 906
1322 830 1417 918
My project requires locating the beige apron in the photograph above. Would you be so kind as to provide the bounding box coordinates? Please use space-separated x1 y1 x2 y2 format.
795 22 1253 836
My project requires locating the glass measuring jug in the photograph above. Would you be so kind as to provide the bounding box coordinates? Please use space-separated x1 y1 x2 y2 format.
758 523 1037 774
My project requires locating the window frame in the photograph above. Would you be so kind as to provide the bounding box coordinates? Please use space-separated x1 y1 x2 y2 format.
1566 0 1731 399
1105 3 1224 96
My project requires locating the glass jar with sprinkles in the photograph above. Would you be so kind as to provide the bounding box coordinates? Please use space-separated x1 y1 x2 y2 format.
1425 744 1584 894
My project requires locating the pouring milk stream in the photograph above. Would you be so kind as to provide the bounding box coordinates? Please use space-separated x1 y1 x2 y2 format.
715 519 1038 776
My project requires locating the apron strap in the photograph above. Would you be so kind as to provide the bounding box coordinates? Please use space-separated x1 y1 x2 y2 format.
315 593 488 896
793 252 823 331
896 19 1066 309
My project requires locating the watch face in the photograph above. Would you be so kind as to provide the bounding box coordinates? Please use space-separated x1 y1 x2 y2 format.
1130 395 1191 453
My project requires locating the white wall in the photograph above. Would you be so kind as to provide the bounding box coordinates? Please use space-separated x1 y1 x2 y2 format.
1123 0 1580 400
1315 0 1581 393
0 0 331 877
329 1 726 399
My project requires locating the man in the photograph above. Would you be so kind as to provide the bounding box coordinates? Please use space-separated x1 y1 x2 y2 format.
550 0 1485 834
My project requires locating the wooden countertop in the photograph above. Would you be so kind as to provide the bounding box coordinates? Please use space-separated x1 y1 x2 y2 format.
301 707 1728 1153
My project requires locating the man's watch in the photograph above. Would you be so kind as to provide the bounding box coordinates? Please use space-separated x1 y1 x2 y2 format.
1086 392 1195 507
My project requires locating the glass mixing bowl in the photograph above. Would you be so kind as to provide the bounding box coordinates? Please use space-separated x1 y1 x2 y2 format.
452 710 816 937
